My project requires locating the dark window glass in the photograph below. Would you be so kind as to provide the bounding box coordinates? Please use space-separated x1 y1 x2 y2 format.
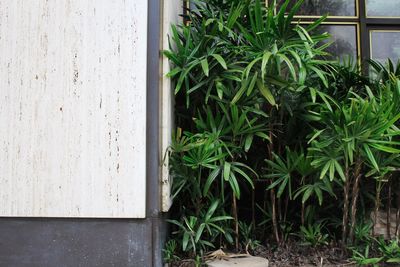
317 25 358 61
366 0 400 17
278 0 356 17
370 31 400 63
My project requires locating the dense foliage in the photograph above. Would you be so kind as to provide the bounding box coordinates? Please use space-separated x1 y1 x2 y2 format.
164 0 400 265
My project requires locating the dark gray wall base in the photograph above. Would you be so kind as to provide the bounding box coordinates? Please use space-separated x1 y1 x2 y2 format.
0 218 165 267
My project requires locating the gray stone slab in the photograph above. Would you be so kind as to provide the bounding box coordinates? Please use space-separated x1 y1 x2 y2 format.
0 218 165 267
207 256 269 267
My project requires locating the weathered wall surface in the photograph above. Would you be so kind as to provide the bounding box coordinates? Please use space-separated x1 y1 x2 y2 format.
0 0 148 218
0 0 171 266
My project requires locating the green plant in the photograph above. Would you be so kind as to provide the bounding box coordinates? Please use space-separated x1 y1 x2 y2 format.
165 0 400 262
163 240 181 264
298 223 329 247
307 86 400 244
256 203 272 228
233 0 333 243
168 200 232 256
351 238 400 266
294 177 335 209
351 245 383 267
238 221 261 253
195 255 202 267
166 0 332 252
354 221 373 245
376 237 400 264
265 148 302 200
280 222 294 243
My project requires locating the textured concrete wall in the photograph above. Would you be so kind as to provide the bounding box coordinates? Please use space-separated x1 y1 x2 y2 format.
0 0 148 218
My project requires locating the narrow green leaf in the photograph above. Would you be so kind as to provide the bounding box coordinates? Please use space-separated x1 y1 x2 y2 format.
302 187 313 204
329 160 335 181
296 25 314 43
223 162 231 181
245 135 254 152
364 144 379 171
305 15 327 32
254 0 262 32
231 78 248 104
203 167 221 196
277 175 289 198
232 165 255 188
285 0 305 30
206 200 219 220
195 224 206 242
315 187 323 205
319 162 330 180
166 67 181 78
201 58 209 77
229 173 241 199
245 58 261 78
182 233 189 251
299 66 307 85
333 160 346 181
257 80 276 106
205 18 215 26
247 72 258 96
209 216 233 222
371 143 400 153
310 66 328 88
175 61 199 95
218 22 224 32
267 176 284 190
387 258 400 263
309 87 317 103
308 129 325 144
278 53 297 81
212 54 227 70
255 132 271 141
261 52 272 80
216 81 224 100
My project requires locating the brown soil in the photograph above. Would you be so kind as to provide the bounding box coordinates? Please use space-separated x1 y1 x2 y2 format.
170 242 357 267
253 242 355 267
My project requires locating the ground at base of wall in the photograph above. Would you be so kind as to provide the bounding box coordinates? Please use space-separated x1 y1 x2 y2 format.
253 242 353 267
207 255 269 267
169 241 357 267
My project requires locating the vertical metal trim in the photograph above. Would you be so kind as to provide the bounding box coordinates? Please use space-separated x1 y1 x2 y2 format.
146 0 161 218
359 0 370 72
356 22 362 67
147 0 163 266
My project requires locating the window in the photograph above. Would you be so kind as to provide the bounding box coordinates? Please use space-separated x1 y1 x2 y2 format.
370 31 400 63
274 0 400 65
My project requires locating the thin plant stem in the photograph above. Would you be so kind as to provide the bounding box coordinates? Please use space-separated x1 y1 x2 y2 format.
387 178 392 239
349 159 362 243
342 166 351 245
373 179 383 237
233 192 239 251
268 110 280 244
252 189 256 228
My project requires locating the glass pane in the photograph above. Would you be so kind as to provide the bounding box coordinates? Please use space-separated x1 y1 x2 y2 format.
366 0 400 17
277 0 356 17
370 31 400 63
316 25 358 61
